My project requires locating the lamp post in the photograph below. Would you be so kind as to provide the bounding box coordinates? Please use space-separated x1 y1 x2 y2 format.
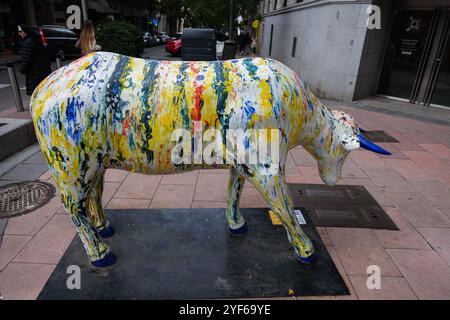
81 0 88 21
228 0 234 39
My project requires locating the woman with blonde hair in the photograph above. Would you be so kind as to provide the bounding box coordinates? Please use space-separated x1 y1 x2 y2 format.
76 20 101 54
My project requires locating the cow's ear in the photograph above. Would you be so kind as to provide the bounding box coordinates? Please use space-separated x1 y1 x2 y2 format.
341 132 360 151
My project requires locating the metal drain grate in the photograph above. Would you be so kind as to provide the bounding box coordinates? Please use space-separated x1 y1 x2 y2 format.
0 181 55 218
288 184 398 230
362 130 399 143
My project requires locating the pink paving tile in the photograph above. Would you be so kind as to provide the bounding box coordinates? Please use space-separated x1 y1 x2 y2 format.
387 249 450 299
104 169 128 183
439 208 450 220
427 169 450 188
191 201 227 208
418 228 450 266
350 150 387 169
0 262 56 300
46 178 61 196
160 170 199 185
317 227 333 247
39 170 52 181
362 167 416 192
198 169 230 174
349 276 417 300
295 166 323 184
341 157 368 179
13 214 76 264
420 144 450 160
403 150 449 171
384 159 435 182
289 148 316 167
424 193 450 210
410 179 450 198
285 152 301 177
395 129 438 145
385 192 450 228
194 173 229 202
240 187 267 208
106 198 151 209
102 182 121 206
326 227 401 277
0 235 31 271
383 130 425 152
5 197 62 236
150 184 195 208
374 208 430 250
115 173 162 200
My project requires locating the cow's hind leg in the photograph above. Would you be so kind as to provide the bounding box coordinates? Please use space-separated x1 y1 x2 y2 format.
88 171 114 238
226 167 247 235
239 165 317 263
60 184 115 268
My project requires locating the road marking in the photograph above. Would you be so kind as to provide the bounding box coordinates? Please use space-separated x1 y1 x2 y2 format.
0 84 11 89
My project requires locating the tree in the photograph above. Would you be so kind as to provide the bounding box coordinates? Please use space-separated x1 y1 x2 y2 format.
187 0 260 32
159 0 187 35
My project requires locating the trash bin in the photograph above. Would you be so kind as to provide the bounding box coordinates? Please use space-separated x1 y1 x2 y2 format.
222 40 237 60
181 28 217 61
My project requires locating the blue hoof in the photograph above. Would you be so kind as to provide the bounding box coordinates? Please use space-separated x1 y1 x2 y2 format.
98 225 114 238
296 252 318 264
91 252 116 268
229 223 248 236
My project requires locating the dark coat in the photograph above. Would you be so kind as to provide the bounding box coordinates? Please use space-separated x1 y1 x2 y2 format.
19 36 51 95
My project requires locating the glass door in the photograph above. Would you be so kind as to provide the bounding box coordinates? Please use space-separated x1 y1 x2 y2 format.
378 10 433 100
429 16 450 107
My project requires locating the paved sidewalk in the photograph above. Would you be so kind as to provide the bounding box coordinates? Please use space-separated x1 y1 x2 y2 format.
1 98 450 300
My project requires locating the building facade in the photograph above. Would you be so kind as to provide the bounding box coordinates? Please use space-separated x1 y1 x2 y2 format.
258 0 450 108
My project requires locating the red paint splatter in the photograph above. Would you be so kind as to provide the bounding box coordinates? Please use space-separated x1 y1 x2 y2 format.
192 85 204 121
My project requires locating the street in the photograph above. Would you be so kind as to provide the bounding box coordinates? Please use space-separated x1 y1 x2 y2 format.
0 45 177 112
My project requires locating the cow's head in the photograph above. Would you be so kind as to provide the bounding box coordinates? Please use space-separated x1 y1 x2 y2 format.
312 110 391 186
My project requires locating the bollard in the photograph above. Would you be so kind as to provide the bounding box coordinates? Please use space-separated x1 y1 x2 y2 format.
6 63 24 112
56 57 62 69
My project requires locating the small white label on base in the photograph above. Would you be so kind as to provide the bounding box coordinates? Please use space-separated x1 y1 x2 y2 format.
294 209 307 225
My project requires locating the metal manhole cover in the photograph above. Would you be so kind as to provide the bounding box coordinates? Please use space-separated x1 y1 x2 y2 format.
362 130 399 143
0 181 55 218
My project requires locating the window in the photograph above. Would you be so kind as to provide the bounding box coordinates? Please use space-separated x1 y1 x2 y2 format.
269 24 274 56
283 0 288 7
292 36 297 57
274 0 278 11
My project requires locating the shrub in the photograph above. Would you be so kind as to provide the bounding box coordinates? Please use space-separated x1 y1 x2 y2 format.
96 20 144 57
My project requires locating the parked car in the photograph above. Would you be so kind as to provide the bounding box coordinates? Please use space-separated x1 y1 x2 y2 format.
11 25 81 59
143 32 158 47
165 37 181 56
157 32 170 43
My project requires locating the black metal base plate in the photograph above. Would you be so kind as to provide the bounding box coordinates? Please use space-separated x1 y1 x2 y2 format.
38 208 349 299
362 130 399 143
289 184 398 230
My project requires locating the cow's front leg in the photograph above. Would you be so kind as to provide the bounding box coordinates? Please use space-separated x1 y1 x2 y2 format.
88 171 114 238
60 186 115 268
226 167 247 235
239 165 317 263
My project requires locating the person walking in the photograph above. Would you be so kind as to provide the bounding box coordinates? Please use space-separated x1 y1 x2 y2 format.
250 34 257 56
76 20 101 54
18 24 51 96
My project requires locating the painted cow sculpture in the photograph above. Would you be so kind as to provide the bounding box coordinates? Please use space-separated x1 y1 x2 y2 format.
30 52 390 267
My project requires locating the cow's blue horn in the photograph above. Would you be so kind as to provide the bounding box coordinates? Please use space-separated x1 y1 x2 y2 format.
357 134 391 155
